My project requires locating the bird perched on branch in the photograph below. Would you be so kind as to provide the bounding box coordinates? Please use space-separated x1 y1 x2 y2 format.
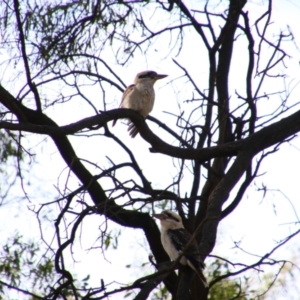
112 70 167 138
153 210 208 287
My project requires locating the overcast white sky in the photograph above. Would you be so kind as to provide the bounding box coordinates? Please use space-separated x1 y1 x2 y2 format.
1 0 300 299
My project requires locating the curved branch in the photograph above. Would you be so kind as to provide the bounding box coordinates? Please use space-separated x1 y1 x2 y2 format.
0 85 177 295
1 100 300 163
0 280 43 300
199 151 253 258
209 228 300 287
13 0 41 111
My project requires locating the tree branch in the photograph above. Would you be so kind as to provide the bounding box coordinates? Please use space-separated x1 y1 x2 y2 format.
13 0 42 111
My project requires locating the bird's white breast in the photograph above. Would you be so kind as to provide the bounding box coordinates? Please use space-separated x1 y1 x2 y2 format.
121 82 155 118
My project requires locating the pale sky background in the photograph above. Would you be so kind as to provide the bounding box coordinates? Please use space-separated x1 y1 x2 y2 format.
1 0 300 299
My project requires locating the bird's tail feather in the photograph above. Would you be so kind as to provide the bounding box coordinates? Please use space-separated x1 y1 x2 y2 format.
113 119 138 138
195 267 208 288
187 260 208 288
128 122 139 138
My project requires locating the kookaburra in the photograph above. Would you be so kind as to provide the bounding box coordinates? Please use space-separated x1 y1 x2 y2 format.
112 70 167 138
153 210 208 287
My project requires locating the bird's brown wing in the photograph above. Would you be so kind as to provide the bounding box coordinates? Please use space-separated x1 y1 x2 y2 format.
120 84 135 107
112 84 135 127
167 228 205 270
167 228 207 287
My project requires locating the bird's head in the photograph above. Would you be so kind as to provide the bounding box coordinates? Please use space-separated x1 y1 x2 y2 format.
153 210 183 230
134 70 168 85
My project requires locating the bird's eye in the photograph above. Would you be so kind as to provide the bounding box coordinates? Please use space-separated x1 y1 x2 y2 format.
165 212 180 222
138 71 155 79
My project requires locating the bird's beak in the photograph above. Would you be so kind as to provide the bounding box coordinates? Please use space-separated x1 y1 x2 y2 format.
154 74 168 81
152 213 166 220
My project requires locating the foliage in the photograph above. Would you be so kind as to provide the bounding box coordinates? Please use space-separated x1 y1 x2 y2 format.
0 234 55 299
0 131 21 164
0 234 92 300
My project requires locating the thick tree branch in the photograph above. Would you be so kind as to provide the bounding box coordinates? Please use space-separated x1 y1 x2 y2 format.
199 151 253 257
1 84 300 163
0 85 177 295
